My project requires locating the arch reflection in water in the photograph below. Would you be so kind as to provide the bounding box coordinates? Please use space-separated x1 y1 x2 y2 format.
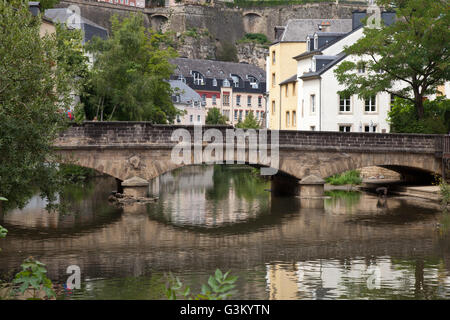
0 165 449 299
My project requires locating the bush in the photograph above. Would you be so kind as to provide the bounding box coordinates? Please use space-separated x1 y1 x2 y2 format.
238 33 270 45
325 170 362 186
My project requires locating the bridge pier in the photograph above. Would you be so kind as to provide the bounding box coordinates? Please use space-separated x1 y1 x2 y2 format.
271 174 325 198
298 175 325 199
121 176 149 198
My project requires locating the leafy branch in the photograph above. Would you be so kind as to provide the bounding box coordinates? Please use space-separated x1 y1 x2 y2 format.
165 269 238 300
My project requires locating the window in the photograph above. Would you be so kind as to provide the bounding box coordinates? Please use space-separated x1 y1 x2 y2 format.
310 94 316 113
178 75 186 83
292 111 296 127
247 95 252 107
201 94 206 103
306 38 311 51
212 78 217 86
125 0 128 4
248 75 258 89
272 73 276 88
365 95 376 112
258 96 262 107
212 95 217 105
357 62 366 74
236 95 241 106
234 110 238 121
239 110 243 121
364 124 377 133
256 111 260 120
339 95 351 112
272 101 276 114
190 115 193 123
390 94 395 106
231 75 241 88
223 79 230 87
245 110 249 117
197 115 201 122
223 94 230 106
272 51 276 64
286 111 290 127
292 82 296 96
192 71 204 85
339 125 351 132
314 35 318 50
176 115 181 123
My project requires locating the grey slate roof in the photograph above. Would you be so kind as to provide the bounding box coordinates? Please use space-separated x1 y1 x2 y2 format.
277 19 353 43
279 74 297 86
171 57 266 82
44 8 108 43
300 52 347 80
169 80 202 105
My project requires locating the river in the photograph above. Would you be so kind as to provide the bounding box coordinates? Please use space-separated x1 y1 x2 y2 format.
0 165 449 299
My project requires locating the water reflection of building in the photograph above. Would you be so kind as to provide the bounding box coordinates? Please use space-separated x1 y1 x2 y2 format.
266 258 450 299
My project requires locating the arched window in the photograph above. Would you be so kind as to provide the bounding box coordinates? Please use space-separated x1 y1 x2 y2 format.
192 71 204 85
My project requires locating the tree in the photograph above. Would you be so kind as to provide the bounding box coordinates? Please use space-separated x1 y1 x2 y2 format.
235 111 260 129
0 1 82 208
216 41 238 62
205 107 228 125
83 14 180 123
334 0 450 119
388 97 450 134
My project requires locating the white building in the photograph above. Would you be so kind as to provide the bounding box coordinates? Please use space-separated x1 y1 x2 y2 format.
170 80 206 125
295 12 399 133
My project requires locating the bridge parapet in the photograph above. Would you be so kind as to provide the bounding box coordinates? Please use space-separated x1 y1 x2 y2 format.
55 122 444 156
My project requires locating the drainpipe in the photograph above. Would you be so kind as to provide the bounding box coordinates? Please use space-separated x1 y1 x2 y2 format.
319 77 322 131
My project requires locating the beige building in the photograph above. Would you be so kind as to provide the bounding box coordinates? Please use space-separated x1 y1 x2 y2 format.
171 58 267 126
266 19 352 130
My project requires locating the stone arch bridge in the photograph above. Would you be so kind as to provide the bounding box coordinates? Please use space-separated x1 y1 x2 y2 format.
54 122 447 197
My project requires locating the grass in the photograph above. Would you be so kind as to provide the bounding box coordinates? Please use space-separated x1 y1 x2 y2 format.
325 170 362 186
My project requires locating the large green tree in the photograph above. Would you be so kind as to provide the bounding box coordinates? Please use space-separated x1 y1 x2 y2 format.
83 14 179 123
0 0 84 208
334 0 450 119
205 107 228 125
235 111 260 129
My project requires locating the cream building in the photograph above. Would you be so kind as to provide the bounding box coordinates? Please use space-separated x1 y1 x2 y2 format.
266 19 352 130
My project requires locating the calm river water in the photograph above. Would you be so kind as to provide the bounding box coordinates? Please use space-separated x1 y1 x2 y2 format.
0 165 449 299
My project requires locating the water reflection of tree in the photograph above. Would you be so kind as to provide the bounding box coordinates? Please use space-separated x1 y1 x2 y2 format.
206 165 270 202
324 190 361 213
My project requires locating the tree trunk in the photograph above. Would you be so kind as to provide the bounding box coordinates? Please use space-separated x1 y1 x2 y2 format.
415 93 425 119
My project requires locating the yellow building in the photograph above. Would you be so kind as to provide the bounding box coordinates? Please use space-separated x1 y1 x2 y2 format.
266 19 353 130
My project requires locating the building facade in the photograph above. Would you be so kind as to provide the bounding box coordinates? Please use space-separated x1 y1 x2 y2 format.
170 58 266 126
169 80 206 125
295 11 397 133
266 19 353 130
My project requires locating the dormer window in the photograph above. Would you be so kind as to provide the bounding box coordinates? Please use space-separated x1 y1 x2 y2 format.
311 58 316 72
223 78 230 87
314 34 318 50
231 74 241 88
178 75 186 83
248 75 259 89
212 78 217 86
192 71 204 85
306 37 311 52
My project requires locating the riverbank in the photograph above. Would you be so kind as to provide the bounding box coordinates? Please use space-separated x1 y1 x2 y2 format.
326 179 443 203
